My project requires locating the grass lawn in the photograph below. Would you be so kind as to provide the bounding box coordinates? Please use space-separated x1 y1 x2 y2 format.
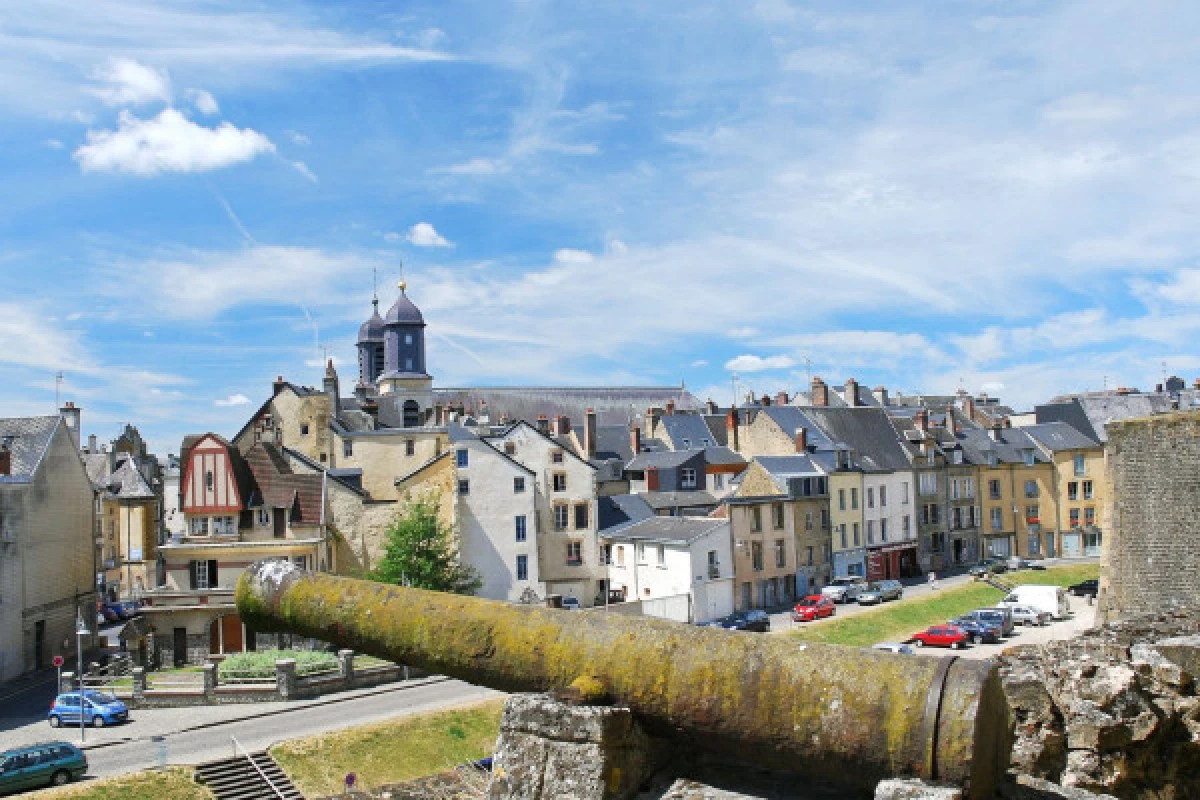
791 563 1100 648
271 698 505 797
40 768 210 800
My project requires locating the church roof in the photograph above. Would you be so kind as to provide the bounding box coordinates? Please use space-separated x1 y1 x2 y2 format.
383 290 425 326
358 301 385 342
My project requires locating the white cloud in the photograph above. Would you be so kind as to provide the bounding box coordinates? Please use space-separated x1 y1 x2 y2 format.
214 393 250 407
45 138 63 149
87 57 171 106
553 248 593 264
292 160 318 183
185 88 219 115
406 222 452 248
432 157 509 176
724 354 797 373
74 109 275 175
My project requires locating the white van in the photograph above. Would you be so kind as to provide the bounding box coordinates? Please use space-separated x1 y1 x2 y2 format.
999 585 1070 620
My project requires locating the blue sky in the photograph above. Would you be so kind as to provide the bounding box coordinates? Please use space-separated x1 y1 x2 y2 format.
3 0 1200 455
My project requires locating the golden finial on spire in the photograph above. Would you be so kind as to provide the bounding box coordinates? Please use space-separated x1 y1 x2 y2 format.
398 259 407 293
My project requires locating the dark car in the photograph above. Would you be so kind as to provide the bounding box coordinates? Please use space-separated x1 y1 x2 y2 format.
949 615 1002 644
703 610 770 632
1068 579 1099 598
986 558 1009 574
0 742 87 793
100 602 129 622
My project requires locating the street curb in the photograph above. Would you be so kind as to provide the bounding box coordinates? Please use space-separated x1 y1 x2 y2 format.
76 675 451 751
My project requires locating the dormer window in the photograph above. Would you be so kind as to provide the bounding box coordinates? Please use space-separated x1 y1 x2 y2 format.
681 438 691 448
1024 450 1035 467
952 450 963 465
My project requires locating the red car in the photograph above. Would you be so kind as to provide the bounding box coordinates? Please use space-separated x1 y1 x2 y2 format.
910 625 968 649
791 595 836 622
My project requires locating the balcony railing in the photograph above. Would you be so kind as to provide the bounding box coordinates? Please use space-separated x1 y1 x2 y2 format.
708 565 720 579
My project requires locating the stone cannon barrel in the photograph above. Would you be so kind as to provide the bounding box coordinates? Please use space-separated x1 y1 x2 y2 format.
236 561 1011 797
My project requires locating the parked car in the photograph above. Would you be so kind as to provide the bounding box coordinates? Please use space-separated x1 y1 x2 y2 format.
97 605 120 624
969 560 1008 578
857 580 903 606
703 610 771 632
791 595 836 622
910 625 968 650
1007 557 1032 570
0 742 86 793
949 615 1002 644
872 642 916 655
821 576 869 604
118 600 142 617
986 558 1009 574
1000 585 1071 620
1005 604 1051 627
973 607 1016 637
1068 579 1099 598
560 597 581 611
48 691 129 728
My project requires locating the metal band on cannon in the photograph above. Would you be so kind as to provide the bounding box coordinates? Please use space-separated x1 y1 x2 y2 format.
236 561 1012 798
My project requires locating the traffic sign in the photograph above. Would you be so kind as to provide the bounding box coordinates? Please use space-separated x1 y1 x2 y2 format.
344 772 357 789
52 655 64 668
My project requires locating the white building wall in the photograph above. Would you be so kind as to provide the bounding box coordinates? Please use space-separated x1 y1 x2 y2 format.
863 470 917 546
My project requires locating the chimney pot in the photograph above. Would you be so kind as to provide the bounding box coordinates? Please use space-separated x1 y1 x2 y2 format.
811 376 829 407
761 394 771 407
705 399 718 415
795 427 807 453
915 410 929 433
630 424 642 454
844 378 859 407
775 391 789 406
725 409 740 452
665 400 676 416
585 409 597 459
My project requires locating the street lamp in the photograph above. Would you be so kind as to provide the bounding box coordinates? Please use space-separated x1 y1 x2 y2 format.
75 611 89 743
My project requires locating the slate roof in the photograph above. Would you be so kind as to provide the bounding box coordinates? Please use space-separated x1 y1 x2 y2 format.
703 446 747 467
1038 395 1174 443
108 458 156 499
758 407 837 451
0 416 62 482
243 442 324 525
281 447 368 496
1021 422 1101 452
658 415 720 450
601 515 729 545
597 494 656 532
638 490 718 511
82 452 112 489
432 387 701 428
569 423 634 463
626 450 704 471
382 291 425 326
795 407 913 471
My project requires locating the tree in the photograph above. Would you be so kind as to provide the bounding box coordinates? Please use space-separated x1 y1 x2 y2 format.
370 492 482 595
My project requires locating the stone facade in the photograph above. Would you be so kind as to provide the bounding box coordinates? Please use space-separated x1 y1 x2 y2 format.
1100 411 1200 621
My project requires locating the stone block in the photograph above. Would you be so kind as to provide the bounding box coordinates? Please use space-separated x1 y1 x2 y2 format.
873 779 962 799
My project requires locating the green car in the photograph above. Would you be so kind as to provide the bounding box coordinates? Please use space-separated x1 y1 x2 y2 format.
0 742 87 794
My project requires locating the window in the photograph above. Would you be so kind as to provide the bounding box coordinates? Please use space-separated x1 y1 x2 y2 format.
774 539 786 568
505 442 516 455
1074 455 1086 476
257 508 269 526
989 479 1001 500
1026 505 1040 524
616 545 625 567
191 517 209 536
1085 507 1096 526
805 511 814 531
657 545 666 566
681 467 697 489
189 559 218 590
866 488 875 509
852 523 860 546
405 439 415 456
708 549 720 578
1024 450 1035 466
1025 480 1039 499
205 470 214 491
880 518 888 542
516 554 528 581
839 525 847 549
214 516 235 535
566 541 583 566
919 473 937 495
552 451 564 464
866 519 875 544
952 450 964 465
951 479 960 500
713 473 725 490
320 453 327 463
951 507 961 530
987 452 998 467
515 515 527 542
1067 481 1079 501
838 489 846 511
405 358 414 371
405 333 413 346
1069 508 1080 528
901 481 909 504
574 503 589 530
456 449 469 467
343 440 353 458
458 479 470 496
600 544 612 565
1083 480 1094 500
636 543 647 563
300 424 310 436
751 507 762 532
554 505 569 531
751 541 764 571
879 486 887 507
902 515 911 535
681 438 691 448
931 532 945 552
850 488 859 509
552 473 567 492
772 503 785 529
964 478 975 499
991 507 1003 531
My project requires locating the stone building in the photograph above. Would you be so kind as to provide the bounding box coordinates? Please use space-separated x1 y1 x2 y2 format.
0 414 97 682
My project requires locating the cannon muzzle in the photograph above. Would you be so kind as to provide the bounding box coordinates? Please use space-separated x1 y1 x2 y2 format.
237 561 1011 797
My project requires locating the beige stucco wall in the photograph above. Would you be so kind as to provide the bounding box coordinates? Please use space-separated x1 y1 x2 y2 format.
334 430 447 500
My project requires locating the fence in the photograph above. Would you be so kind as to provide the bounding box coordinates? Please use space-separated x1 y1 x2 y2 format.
60 650 421 707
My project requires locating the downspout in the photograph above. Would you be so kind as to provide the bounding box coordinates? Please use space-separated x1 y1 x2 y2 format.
320 468 328 573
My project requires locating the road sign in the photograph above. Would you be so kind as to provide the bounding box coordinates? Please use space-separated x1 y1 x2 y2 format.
344 772 357 793
52 655 64 668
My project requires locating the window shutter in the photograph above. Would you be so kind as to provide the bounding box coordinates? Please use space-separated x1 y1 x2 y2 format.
209 560 219 587
188 560 198 590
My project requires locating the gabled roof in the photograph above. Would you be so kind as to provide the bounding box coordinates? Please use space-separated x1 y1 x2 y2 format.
795 407 913 471
955 427 1049 465
82 452 113 489
626 449 705 471
601 515 729 545
243 442 324 524
1037 395 1174 443
0 416 61 483
492 420 597 471
598 494 656 532
658 414 720 450
108 458 157 499
281 447 368 496
1021 422 1100 452
568 423 635 463
703 446 747 467
757 407 837 451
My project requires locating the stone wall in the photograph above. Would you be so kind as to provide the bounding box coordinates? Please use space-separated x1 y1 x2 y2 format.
1100 411 1200 621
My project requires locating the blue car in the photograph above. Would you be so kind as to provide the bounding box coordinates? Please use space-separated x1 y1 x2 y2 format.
948 616 1002 645
48 691 129 728
0 742 87 793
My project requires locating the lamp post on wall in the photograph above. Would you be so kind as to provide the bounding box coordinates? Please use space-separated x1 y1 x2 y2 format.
75 611 89 743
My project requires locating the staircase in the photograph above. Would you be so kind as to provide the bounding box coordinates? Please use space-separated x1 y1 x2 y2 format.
984 575 1014 593
194 750 304 800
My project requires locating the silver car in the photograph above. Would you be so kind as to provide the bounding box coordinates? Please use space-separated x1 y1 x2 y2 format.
872 642 916 655
1006 604 1050 627
857 579 904 605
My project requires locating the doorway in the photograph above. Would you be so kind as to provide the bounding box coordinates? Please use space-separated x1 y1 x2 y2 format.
173 627 188 668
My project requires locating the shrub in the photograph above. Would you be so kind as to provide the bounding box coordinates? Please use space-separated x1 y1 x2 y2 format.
218 649 338 679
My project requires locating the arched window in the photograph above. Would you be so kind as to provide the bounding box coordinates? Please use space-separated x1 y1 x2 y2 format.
403 400 420 428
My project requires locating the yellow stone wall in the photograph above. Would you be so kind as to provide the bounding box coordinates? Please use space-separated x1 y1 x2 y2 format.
332 430 447 501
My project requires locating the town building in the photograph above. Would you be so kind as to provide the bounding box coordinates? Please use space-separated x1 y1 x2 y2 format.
1022 423 1105 558
0 413 97 682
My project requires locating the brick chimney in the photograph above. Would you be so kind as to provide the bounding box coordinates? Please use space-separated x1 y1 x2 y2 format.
795 427 807 453
646 466 660 491
843 378 859 407
0 440 10 476
536 414 549 434
59 402 81 448
811 376 829 407
665 400 676 416
552 415 571 436
873 386 889 406
705 399 719 415
758 394 770 407
273 375 286 394
585 408 597 459
630 424 642 454
945 408 959 435
775 391 789 406
915 409 929 433
647 407 663 437
726 409 740 452
962 395 976 424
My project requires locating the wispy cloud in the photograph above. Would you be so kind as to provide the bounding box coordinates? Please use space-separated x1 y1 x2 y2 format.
214 393 250 407
86 57 171 106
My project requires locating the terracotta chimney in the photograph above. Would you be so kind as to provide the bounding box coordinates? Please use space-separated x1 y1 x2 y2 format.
552 415 571 436
273 375 286 393
962 395 976 424
630 424 642 454
665 400 676 416
646 466 660 491
726 409 740 452
811 376 829 407
585 409 597 460
760 394 771 407
776 391 789 406
915 409 929 433
844 378 859 407
536 414 549 434
795 427 807 453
